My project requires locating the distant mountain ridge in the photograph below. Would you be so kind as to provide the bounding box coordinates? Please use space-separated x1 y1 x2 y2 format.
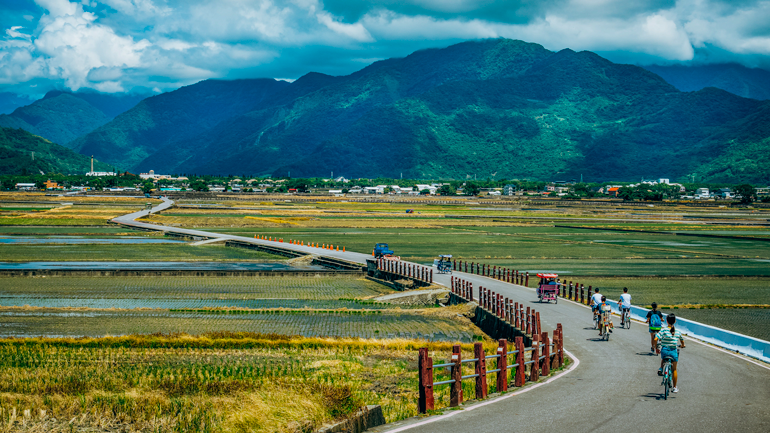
643 63 770 100
58 39 770 183
0 91 147 147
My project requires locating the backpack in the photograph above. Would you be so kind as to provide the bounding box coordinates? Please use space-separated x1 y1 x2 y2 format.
650 312 662 328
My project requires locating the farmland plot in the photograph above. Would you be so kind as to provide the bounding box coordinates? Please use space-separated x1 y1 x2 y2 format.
0 308 476 342
0 334 494 431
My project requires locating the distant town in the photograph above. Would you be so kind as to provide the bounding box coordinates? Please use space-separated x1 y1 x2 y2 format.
2 168 768 204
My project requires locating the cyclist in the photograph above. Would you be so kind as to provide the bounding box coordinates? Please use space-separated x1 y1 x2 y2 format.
590 287 602 324
619 287 632 326
655 313 686 393
646 302 664 352
598 295 613 336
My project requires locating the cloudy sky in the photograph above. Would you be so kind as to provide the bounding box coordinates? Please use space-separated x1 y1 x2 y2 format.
2 0 770 97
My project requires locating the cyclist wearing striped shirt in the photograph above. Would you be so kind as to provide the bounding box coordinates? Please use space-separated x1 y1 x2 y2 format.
655 314 686 393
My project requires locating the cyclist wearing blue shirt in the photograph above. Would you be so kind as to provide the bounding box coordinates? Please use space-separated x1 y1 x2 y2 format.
655 314 686 393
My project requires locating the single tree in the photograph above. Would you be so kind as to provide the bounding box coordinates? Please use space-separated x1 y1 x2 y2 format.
735 184 757 204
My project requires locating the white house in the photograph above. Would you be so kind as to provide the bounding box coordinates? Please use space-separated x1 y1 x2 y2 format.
414 184 437 194
695 188 710 199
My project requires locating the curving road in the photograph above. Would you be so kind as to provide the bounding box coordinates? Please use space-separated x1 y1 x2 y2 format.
115 198 770 432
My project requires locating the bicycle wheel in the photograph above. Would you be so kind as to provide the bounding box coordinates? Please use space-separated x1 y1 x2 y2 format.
663 364 670 400
626 315 631 329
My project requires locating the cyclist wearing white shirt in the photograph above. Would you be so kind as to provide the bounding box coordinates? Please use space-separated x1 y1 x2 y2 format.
590 287 602 321
619 287 631 320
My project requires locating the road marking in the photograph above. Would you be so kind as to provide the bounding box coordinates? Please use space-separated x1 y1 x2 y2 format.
383 349 580 432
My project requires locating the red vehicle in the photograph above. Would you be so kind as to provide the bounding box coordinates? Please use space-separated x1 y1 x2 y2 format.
536 273 561 303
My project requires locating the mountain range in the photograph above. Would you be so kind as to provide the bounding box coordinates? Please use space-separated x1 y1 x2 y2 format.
3 38 769 183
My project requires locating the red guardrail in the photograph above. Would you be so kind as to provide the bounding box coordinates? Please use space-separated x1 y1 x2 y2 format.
376 258 433 284
450 276 542 335
452 259 529 286
418 326 564 413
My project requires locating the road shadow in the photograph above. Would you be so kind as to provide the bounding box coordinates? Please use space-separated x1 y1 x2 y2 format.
587 337 609 342
636 352 658 357
640 393 667 401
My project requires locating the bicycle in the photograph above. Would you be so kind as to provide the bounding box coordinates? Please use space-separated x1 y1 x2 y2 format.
592 307 599 329
620 308 631 329
599 312 611 341
660 346 681 400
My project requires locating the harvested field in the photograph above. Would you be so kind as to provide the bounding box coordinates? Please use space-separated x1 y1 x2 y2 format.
0 243 287 261
0 333 496 432
0 308 477 341
0 275 390 299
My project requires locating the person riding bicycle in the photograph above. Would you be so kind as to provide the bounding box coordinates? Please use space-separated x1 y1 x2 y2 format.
646 303 664 353
655 313 685 393
619 287 631 324
590 287 602 322
598 295 613 336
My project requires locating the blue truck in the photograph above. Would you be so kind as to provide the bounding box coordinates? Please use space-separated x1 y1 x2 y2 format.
373 243 394 258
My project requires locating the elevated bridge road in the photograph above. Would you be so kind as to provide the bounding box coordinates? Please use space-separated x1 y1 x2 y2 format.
115 199 770 432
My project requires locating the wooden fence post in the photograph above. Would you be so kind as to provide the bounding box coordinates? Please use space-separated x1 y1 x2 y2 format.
504 297 509 322
497 339 508 392
551 329 560 370
530 334 540 382
541 332 550 376
515 337 525 387
557 323 564 367
514 302 520 328
418 348 434 413
536 311 541 336
524 307 532 334
588 286 592 305
474 342 487 399
430 269 433 283
525 272 529 287
569 282 573 300
450 345 462 407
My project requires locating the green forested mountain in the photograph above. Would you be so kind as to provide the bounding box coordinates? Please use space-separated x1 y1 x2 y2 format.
68 39 770 183
0 127 107 175
70 79 291 171
0 92 110 146
0 91 147 147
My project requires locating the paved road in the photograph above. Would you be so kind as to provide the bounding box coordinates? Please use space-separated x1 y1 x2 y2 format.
115 199 770 432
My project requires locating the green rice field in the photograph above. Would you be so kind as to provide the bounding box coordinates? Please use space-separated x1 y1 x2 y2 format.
574 277 770 307
659 308 770 342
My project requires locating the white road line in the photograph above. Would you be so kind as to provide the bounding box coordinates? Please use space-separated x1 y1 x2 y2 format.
383 350 580 432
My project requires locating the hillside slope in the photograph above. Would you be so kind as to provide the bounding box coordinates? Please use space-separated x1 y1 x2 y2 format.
0 127 108 175
70 79 291 171
0 93 111 146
